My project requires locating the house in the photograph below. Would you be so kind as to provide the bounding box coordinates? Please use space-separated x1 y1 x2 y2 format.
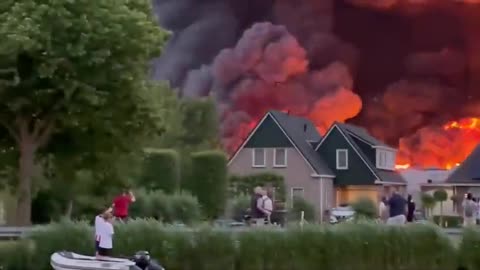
228 110 406 221
403 167 455 216
420 144 480 214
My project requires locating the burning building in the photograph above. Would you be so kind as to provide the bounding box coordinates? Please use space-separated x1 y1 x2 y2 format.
151 0 480 169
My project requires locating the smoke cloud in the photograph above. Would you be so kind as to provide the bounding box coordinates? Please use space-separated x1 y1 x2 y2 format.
152 0 480 168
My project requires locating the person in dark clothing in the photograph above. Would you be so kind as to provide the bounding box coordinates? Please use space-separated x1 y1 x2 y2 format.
387 190 407 225
406 194 416 222
248 186 265 226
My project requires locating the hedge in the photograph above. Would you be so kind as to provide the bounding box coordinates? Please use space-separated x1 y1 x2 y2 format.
433 215 463 228
183 151 228 219
140 149 180 193
229 173 286 201
458 228 480 269
128 190 203 224
0 220 460 270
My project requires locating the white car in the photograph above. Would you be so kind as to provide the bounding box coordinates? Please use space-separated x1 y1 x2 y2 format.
329 206 355 224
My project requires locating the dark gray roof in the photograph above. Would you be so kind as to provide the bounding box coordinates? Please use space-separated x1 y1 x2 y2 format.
446 144 480 184
269 111 334 176
336 122 394 148
335 123 406 184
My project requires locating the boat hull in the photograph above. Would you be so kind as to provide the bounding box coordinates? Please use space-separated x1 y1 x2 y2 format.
51 251 138 270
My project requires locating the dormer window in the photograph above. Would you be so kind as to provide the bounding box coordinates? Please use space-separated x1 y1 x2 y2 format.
376 149 395 170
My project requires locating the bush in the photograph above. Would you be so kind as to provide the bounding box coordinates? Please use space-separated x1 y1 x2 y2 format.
458 228 480 269
351 197 377 219
183 151 228 219
128 190 202 224
433 215 462 228
226 194 251 222
139 149 180 193
289 197 315 222
229 173 286 201
0 221 458 270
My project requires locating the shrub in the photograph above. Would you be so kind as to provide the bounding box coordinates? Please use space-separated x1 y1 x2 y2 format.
183 151 228 219
229 173 286 201
433 215 462 228
226 194 251 222
351 197 377 219
458 228 480 270
0 221 458 270
139 149 180 193
289 197 315 222
128 190 202 224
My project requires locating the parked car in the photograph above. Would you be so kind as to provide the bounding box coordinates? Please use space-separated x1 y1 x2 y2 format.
330 206 355 224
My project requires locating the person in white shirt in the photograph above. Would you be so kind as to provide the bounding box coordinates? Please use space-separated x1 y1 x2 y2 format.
97 212 115 258
256 189 273 224
94 207 112 257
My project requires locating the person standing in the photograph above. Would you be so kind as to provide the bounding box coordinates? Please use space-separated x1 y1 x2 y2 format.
94 207 112 256
112 189 136 222
406 195 416 223
259 189 273 224
97 212 115 258
250 186 265 226
463 193 477 227
378 197 388 223
386 190 407 225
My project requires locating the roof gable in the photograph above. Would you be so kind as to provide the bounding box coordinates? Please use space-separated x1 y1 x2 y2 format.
228 111 334 177
316 123 406 184
446 144 480 184
269 111 333 176
336 122 396 150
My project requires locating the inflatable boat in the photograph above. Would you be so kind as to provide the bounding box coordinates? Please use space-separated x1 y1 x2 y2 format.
51 251 163 270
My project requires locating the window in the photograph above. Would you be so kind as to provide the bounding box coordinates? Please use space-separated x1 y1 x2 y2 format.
252 148 266 167
291 187 304 206
273 148 287 167
376 150 396 170
336 149 348 170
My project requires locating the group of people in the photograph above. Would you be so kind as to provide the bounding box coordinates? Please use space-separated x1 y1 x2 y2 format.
248 186 273 226
94 189 136 258
378 189 416 225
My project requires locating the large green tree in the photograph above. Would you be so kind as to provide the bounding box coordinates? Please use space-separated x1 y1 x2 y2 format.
0 0 169 225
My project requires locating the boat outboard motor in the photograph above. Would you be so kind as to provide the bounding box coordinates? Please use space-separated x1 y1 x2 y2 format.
133 251 150 270
133 251 164 270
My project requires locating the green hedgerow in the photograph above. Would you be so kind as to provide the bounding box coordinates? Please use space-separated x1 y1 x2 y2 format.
0 220 460 270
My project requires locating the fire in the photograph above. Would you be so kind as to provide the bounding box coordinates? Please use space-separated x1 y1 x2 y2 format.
395 163 410 170
396 117 480 170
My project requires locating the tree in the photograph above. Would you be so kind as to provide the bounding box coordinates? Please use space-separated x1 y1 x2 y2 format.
178 98 220 151
433 189 449 226
0 0 169 225
420 193 436 219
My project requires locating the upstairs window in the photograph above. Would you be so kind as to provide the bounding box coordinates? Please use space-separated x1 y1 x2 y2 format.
336 149 348 170
376 149 395 170
252 148 266 167
273 148 287 167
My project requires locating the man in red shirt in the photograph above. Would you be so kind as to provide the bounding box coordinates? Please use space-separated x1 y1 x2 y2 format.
112 189 136 221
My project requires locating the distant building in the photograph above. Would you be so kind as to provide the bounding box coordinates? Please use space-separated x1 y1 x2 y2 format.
401 167 456 216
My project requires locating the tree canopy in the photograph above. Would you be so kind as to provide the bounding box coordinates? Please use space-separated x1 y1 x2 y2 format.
0 0 169 225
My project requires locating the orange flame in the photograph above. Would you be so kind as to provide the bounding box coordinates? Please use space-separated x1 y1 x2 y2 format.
396 117 480 170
